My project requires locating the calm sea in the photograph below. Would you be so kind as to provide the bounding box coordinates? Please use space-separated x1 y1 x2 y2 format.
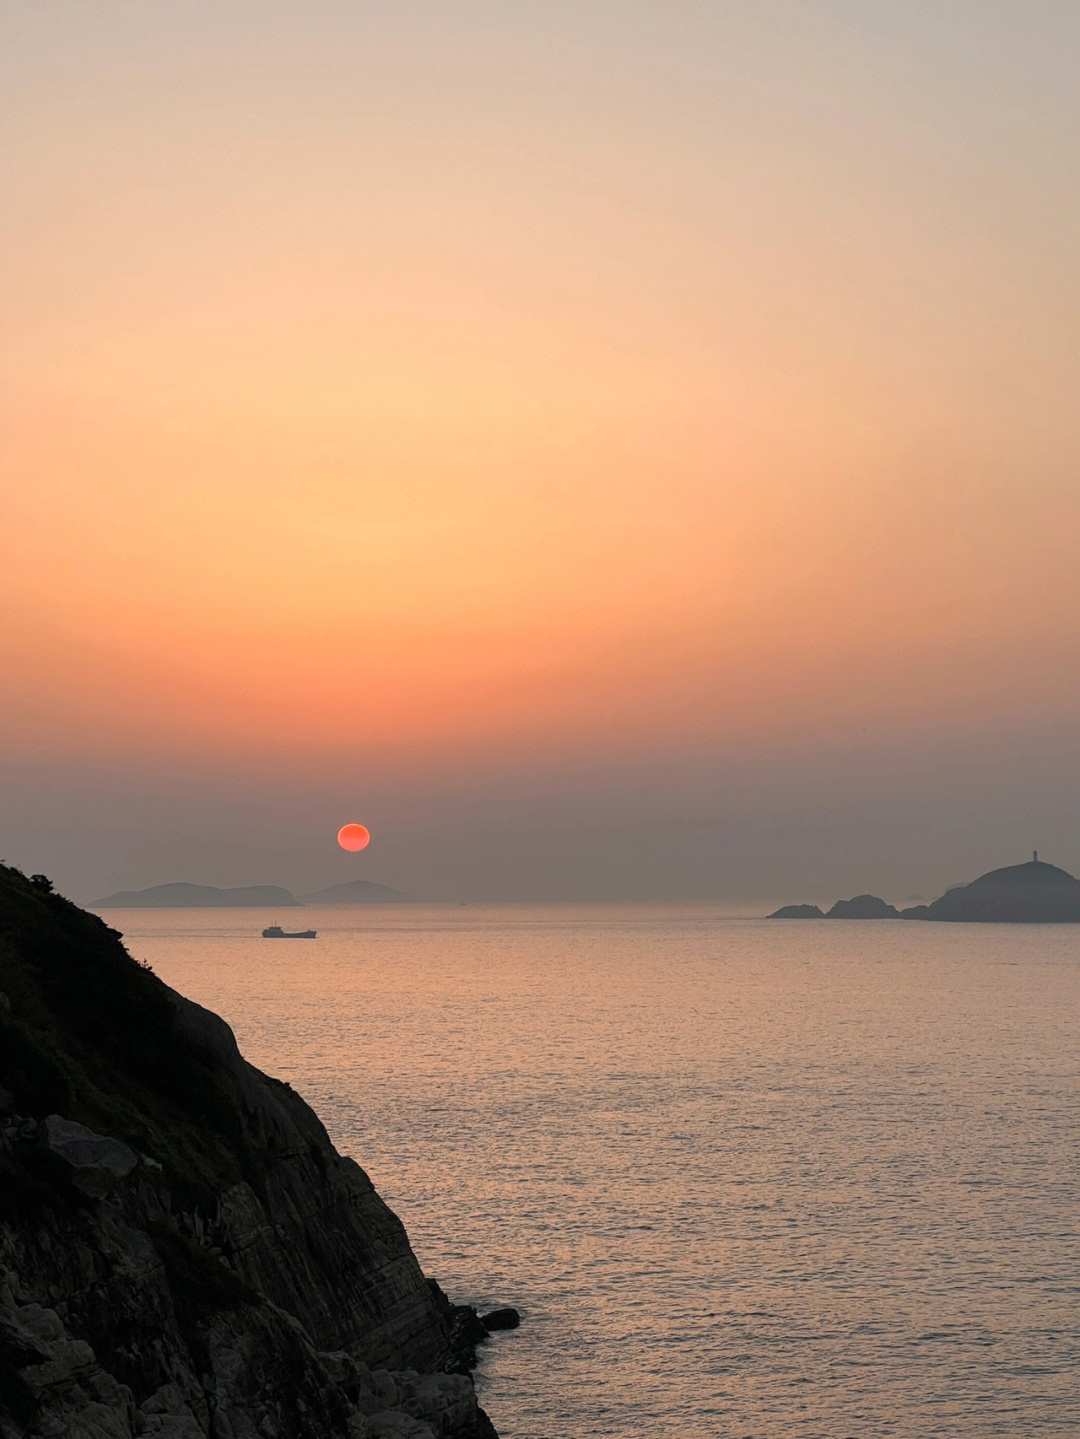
108 907 1080 1438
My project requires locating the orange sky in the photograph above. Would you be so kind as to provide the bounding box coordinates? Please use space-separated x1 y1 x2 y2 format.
3 3 1079 901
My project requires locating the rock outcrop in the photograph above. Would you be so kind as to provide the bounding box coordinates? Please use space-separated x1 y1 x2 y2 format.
767 904 824 919
38 1116 138 1199
0 866 499 1438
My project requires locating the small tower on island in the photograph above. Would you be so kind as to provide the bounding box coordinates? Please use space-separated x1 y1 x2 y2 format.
1033 850 1038 863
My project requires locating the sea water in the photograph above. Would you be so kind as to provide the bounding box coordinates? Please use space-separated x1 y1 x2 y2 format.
112 907 1080 1437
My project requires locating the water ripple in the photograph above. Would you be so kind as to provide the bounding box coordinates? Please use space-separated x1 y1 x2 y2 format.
122 908 1080 1437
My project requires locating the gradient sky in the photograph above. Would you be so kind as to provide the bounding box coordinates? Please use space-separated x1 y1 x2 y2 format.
3 2 1079 905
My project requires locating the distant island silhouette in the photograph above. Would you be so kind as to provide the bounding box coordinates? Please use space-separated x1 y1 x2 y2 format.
770 855 1080 923
92 878 420 908
302 879 418 904
93 882 302 908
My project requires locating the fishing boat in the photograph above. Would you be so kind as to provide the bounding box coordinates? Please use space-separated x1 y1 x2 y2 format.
261 924 317 938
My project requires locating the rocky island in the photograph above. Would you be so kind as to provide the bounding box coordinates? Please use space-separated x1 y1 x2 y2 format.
769 855 1080 923
0 866 501 1438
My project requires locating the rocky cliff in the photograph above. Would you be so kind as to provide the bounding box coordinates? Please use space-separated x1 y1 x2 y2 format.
0 866 499 1439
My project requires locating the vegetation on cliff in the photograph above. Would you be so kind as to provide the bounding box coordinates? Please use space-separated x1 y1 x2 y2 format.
1 866 256 1205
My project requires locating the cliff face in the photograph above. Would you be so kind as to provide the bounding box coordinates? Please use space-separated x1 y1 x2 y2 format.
0 867 498 1439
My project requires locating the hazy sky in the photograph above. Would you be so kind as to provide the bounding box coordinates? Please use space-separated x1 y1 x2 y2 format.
3 2 1079 905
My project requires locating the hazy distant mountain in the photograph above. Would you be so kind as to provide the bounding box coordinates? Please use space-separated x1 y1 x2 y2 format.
302 879 418 905
93 882 301 908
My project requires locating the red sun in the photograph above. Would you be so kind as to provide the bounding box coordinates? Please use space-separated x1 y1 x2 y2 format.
337 824 370 852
